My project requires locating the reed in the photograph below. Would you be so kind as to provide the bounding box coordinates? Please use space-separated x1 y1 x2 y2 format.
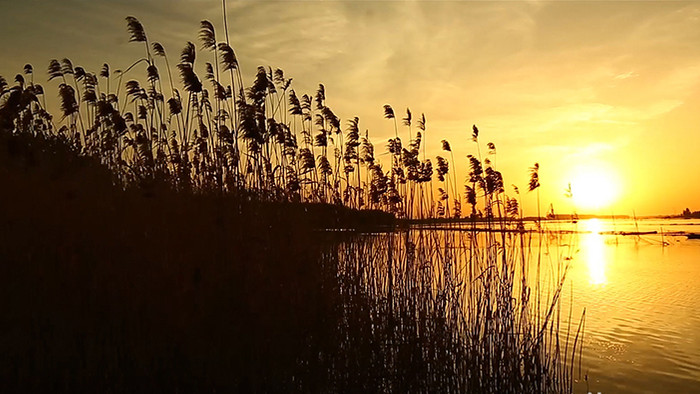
0 7 583 393
0 14 535 221
323 223 581 393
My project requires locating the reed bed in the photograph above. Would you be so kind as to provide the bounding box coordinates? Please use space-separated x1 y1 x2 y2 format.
0 5 582 393
321 223 583 393
0 12 530 221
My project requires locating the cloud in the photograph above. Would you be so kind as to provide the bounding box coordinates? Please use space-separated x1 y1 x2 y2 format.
614 71 638 80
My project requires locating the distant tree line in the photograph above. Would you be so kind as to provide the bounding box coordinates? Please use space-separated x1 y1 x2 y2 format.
681 208 700 219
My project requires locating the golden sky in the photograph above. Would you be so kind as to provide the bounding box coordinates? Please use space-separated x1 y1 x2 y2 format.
2 0 699 216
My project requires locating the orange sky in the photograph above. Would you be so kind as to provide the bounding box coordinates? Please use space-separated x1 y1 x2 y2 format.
2 0 699 216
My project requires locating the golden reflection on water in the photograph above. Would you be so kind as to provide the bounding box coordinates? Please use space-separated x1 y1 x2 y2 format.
583 219 607 285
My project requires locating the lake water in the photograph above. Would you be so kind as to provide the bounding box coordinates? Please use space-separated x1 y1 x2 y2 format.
349 217 700 392
541 218 700 394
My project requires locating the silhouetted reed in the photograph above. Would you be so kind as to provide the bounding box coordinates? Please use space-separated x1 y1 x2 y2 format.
322 223 582 393
0 7 582 393
0 13 537 221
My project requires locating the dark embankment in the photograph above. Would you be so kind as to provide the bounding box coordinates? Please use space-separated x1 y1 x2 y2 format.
0 131 384 392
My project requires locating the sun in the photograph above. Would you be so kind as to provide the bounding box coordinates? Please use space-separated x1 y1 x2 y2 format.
568 164 620 212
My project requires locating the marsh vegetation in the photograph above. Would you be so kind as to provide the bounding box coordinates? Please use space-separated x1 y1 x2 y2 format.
0 8 583 393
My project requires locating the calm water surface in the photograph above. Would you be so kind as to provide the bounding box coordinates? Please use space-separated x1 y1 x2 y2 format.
550 219 700 394
371 218 700 392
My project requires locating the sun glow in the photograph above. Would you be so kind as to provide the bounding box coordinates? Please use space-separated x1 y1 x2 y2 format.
568 164 620 212
583 219 607 285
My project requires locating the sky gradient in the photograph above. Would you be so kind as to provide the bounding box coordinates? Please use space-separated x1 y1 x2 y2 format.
2 0 699 216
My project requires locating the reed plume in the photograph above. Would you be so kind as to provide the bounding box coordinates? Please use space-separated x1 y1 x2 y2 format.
125 16 147 43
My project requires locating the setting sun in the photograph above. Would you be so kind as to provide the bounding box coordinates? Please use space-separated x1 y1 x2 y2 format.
569 164 621 212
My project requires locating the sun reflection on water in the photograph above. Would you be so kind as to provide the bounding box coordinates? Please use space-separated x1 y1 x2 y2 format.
583 219 607 285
